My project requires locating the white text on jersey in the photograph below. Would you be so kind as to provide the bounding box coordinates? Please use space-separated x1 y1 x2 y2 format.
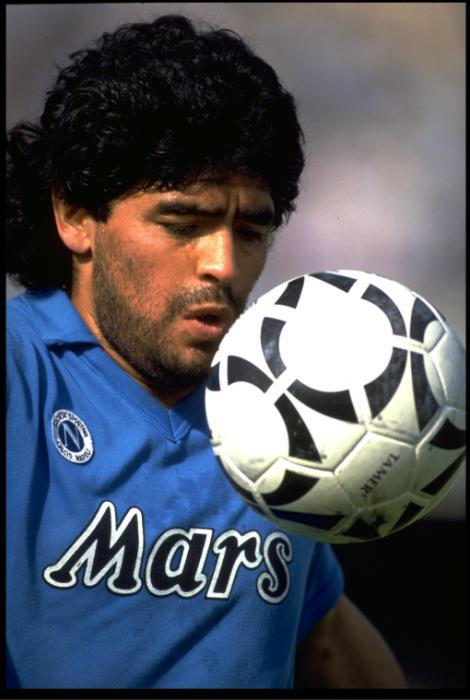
43 501 292 604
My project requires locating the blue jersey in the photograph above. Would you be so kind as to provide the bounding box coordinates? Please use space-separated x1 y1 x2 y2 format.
6 289 344 689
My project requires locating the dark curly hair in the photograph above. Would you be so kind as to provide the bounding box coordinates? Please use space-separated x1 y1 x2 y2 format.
7 14 305 293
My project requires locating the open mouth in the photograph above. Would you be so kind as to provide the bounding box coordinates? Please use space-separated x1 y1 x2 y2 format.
181 305 233 342
196 314 223 325
184 304 233 324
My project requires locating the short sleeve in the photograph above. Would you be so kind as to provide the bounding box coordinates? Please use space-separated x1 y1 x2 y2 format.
297 542 344 642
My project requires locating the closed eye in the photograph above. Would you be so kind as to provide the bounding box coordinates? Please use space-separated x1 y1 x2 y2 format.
237 227 264 242
162 220 268 243
163 222 202 236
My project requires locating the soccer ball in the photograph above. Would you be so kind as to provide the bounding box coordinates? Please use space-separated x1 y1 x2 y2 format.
205 270 466 543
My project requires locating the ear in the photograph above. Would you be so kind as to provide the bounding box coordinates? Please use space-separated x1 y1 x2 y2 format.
51 191 96 255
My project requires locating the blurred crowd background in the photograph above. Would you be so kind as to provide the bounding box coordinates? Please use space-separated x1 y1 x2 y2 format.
6 4 466 689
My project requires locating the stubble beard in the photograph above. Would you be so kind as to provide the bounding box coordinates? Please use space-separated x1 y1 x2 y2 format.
91 241 246 394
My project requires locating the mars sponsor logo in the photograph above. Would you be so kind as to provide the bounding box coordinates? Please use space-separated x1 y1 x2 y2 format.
360 453 400 496
43 501 292 604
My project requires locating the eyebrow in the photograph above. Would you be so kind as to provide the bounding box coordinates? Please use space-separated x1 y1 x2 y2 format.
147 200 276 227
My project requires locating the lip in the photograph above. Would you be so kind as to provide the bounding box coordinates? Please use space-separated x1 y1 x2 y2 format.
183 304 234 323
181 304 234 342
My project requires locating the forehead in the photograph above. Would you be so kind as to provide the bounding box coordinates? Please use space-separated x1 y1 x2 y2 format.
122 173 274 211
173 173 270 195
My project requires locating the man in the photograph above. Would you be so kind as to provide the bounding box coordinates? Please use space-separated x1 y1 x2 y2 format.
6 14 406 688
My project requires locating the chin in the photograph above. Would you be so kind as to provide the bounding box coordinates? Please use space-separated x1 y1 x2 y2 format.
187 340 219 366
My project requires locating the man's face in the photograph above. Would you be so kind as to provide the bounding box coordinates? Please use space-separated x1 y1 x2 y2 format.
88 174 275 401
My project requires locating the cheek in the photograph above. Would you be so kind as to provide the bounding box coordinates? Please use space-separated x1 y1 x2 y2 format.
110 231 158 282
240 248 268 288
130 260 168 307
103 240 164 308
116 249 149 292
95 223 179 316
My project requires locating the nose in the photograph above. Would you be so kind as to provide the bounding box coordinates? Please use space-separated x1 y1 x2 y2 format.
196 227 239 285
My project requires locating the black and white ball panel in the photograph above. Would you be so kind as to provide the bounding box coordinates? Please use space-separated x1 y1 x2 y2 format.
206 270 466 543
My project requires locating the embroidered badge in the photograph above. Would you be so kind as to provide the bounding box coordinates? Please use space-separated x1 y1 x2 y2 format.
51 410 94 464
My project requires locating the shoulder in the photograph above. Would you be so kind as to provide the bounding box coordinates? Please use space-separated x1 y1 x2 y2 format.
6 291 55 395
7 291 34 325
7 292 41 354
7 288 75 350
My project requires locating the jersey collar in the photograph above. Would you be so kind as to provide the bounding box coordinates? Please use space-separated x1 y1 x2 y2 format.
22 289 210 437
22 289 100 348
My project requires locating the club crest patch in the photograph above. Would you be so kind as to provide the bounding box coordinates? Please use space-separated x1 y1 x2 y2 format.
51 410 94 464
